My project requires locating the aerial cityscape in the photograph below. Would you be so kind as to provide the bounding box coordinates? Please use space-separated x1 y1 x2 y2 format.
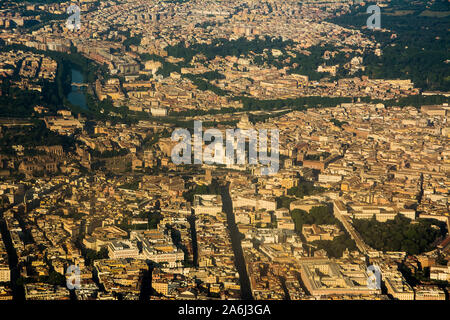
0 0 449 304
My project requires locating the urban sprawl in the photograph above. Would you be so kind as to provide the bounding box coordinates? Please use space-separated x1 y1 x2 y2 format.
0 0 449 301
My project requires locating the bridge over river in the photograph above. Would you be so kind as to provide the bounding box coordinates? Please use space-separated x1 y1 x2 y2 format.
71 82 88 87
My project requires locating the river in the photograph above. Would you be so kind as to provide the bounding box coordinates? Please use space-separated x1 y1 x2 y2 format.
67 68 87 109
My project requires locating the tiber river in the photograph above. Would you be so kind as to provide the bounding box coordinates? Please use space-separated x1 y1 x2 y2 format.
67 68 87 109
